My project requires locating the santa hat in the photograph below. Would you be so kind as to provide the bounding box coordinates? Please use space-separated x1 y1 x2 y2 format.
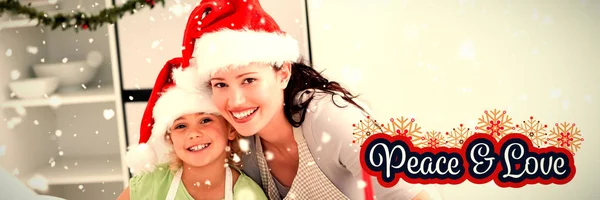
125 57 219 175
180 0 301 80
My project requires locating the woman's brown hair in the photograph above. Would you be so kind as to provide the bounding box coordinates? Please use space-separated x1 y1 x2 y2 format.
275 57 367 127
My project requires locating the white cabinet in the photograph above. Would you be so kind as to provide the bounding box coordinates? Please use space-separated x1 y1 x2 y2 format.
0 0 127 199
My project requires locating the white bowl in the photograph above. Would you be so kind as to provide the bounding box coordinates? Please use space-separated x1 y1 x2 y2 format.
33 60 98 92
9 77 60 99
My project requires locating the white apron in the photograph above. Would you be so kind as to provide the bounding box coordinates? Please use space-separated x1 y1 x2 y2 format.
255 127 350 200
165 166 234 200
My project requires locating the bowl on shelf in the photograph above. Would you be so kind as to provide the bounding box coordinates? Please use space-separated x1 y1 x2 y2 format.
33 60 99 93
8 77 60 99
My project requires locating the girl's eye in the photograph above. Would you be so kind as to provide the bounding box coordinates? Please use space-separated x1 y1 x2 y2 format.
200 118 212 124
243 78 256 84
213 82 227 88
174 124 186 130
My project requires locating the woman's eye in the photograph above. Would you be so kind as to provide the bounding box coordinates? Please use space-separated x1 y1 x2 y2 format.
243 78 256 84
213 83 227 88
200 118 212 124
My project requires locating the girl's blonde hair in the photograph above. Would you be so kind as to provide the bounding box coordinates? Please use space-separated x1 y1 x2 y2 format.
164 118 244 171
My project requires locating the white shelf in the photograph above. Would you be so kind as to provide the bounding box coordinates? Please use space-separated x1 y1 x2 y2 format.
1 85 117 109
0 19 40 30
23 155 123 185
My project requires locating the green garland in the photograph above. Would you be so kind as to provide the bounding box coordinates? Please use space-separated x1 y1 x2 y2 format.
0 0 165 32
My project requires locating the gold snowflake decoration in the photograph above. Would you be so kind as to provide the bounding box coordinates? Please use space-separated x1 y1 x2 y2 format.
476 109 514 141
548 122 584 155
445 124 474 148
352 116 381 146
415 130 446 148
514 116 549 148
380 117 423 145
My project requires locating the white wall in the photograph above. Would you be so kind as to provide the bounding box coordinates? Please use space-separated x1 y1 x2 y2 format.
308 0 599 199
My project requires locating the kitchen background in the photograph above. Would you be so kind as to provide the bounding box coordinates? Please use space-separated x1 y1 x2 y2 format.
1 0 598 199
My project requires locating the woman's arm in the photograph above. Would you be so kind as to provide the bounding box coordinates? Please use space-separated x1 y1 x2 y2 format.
307 93 442 200
117 187 130 200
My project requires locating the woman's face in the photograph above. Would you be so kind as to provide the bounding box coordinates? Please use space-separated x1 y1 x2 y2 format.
168 113 235 167
209 63 290 136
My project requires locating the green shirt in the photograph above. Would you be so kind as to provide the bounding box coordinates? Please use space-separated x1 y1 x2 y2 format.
129 163 267 200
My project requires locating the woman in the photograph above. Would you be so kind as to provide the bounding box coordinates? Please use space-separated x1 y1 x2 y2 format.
179 0 442 199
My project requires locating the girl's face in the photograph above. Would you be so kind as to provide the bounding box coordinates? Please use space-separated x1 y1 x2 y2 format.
209 63 290 136
168 113 235 167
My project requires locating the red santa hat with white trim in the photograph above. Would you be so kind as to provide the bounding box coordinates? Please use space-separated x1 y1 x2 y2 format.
180 0 300 80
125 57 219 175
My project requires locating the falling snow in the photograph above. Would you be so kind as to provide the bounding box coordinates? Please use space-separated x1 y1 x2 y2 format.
5 49 12 57
152 40 161 49
265 151 274 161
103 109 115 120
519 94 529 101
27 174 49 192
550 89 561 98
34 120 39 125
9 107 25 119
584 94 592 103
357 180 367 189
233 154 241 163
239 138 250 152
321 132 331 143
26 46 39 54
48 95 62 108
562 100 570 110
459 41 476 59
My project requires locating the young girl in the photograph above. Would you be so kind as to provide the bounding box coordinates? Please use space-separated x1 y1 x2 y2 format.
174 0 443 199
117 57 267 200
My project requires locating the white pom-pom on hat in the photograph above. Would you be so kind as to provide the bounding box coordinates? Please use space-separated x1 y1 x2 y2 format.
125 143 158 175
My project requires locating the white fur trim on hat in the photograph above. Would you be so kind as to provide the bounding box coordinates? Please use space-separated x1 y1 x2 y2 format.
126 65 219 175
193 29 300 80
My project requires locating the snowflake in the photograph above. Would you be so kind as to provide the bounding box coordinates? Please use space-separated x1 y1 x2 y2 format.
380 117 422 145
445 124 474 148
415 130 446 148
514 116 548 148
475 109 514 141
352 116 380 146
548 122 584 155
